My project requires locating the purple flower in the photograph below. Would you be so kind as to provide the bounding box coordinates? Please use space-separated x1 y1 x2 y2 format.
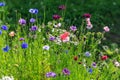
43 45 50 50
19 38 24 41
30 18 36 23
0 2 5 6
29 8 38 14
85 51 91 57
46 72 56 78
70 26 77 31
21 42 28 49
58 5 66 10
53 14 61 20
30 26 38 31
49 36 55 41
2 45 10 52
83 13 91 18
92 62 97 68
62 68 70 75
1 25 8 30
19 18 26 25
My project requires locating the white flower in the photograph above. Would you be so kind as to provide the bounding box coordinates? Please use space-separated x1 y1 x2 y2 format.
86 24 93 29
43 45 50 50
54 37 62 45
57 23 61 27
0 76 14 80
53 23 61 28
114 61 120 67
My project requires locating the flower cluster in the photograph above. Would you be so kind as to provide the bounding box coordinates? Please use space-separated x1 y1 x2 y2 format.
29 8 38 14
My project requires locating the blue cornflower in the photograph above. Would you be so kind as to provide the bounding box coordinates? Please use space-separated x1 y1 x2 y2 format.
85 51 91 57
88 68 93 73
29 8 38 14
21 42 28 49
0 30 2 35
64 50 69 54
30 18 36 23
1 25 8 30
2 46 10 52
0 2 5 6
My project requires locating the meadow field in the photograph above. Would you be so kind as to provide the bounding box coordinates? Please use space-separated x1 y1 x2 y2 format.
0 0 120 80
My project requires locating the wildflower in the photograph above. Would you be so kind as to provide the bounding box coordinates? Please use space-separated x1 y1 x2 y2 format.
101 55 108 60
19 38 24 41
2 45 10 52
0 2 5 6
49 36 55 41
88 68 93 73
92 62 97 68
43 45 50 50
9 31 15 37
0 30 2 35
114 61 120 67
85 51 91 57
60 32 70 42
64 50 69 54
29 8 38 14
21 42 28 49
46 72 56 78
70 26 77 31
103 26 110 32
58 5 66 10
53 14 61 20
83 13 91 18
62 68 70 75
30 18 36 23
74 56 78 61
0 76 14 80
1 25 8 30
19 18 26 25
86 24 93 29
57 23 62 27
54 23 61 27
30 26 38 31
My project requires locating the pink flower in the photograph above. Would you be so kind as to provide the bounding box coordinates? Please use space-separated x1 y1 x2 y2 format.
60 32 70 42
103 26 110 32
58 5 66 10
101 55 108 60
83 13 91 18
53 14 61 20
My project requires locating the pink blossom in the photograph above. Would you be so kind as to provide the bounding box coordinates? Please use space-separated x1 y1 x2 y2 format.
103 26 110 32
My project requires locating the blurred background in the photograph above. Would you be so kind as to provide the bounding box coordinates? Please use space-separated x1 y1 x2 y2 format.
4 0 120 46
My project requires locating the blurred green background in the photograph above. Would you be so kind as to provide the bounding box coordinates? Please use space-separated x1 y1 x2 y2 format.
4 0 120 45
